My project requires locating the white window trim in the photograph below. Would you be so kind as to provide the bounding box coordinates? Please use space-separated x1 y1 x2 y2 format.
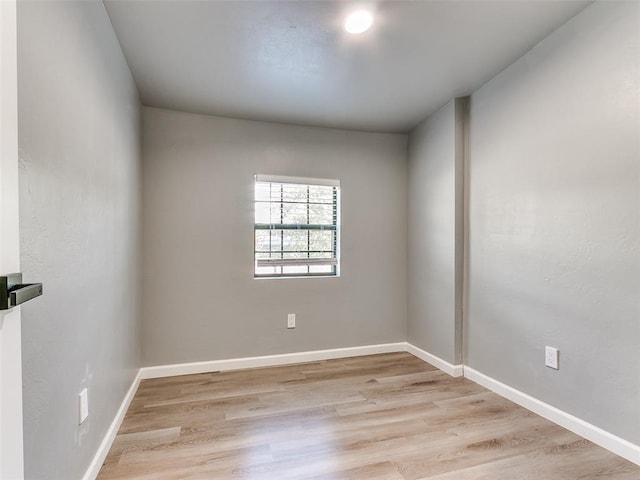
255 174 340 188
254 174 341 278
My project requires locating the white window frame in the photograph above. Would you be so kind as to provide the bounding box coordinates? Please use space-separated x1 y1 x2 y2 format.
254 174 340 278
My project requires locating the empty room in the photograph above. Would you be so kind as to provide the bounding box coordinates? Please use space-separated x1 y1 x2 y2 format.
0 0 638 479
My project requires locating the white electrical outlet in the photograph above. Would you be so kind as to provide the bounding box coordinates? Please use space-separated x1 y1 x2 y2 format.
545 346 559 370
79 388 89 425
287 313 296 329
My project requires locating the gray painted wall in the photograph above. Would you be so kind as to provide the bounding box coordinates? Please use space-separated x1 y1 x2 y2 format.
13 1 639 476
407 99 466 365
466 1 640 444
141 107 407 366
18 1 141 478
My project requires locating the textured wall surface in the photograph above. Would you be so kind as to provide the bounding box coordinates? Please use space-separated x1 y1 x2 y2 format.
141 107 407 366
13 2 640 478
18 1 141 478
466 1 640 444
407 99 465 365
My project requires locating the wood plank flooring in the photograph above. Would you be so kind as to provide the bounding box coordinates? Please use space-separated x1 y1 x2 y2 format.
97 353 639 479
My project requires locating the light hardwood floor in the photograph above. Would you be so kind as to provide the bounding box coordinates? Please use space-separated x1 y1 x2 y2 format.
98 353 639 479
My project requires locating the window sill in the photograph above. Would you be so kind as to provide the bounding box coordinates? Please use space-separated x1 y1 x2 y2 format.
253 274 340 280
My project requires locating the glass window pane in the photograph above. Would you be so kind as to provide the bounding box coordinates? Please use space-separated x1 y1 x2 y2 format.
283 265 308 275
268 203 281 224
255 231 283 254
282 202 307 224
309 252 333 259
310 265 332 274
255 182 271 202
255 230 270 251
309 230 333 252
282 230 307 252
282 183 307 202
283 251 307 259
255 203 271 223
269 231 282 251
255 265 281 276
308 186 334 204
267 183 283 202
309 204 333 224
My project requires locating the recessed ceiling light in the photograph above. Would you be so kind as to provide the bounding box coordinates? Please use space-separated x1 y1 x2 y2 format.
344 10 373 34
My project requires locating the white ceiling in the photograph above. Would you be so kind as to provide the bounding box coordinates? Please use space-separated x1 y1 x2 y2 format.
104 0 590 133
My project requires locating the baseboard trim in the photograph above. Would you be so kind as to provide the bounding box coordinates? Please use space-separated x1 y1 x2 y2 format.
81 345 639 480
82 369 142 480
464 366 640 466
140 342 407 379
405 343 464 377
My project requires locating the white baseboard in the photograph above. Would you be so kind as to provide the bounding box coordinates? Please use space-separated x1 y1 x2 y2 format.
140 342 407 379
82 369 142 480
405 343 464 377
81 344 639 480
464 367 640 466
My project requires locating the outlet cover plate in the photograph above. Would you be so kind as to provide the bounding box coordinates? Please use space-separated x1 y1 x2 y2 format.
545 346 559 370
287 313 295 329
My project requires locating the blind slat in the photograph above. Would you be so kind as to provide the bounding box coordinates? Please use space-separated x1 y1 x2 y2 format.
255 223 336 231
254 176 339 277
257 258 338 267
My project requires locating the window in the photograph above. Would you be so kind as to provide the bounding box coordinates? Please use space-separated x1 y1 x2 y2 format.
254 175 340 278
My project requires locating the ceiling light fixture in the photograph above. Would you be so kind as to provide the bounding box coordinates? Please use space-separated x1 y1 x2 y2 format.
344 10 373 34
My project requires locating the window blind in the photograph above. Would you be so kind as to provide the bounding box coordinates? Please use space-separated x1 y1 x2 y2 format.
254 175 340 278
